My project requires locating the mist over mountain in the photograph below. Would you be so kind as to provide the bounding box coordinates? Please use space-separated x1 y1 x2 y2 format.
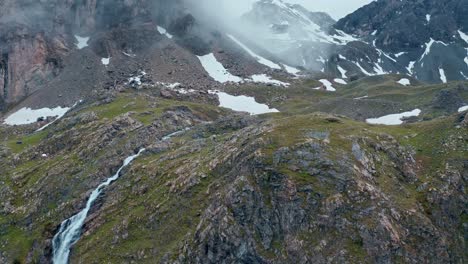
0 1 467 264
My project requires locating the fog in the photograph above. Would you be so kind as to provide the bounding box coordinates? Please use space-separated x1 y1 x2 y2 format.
187 0 333 70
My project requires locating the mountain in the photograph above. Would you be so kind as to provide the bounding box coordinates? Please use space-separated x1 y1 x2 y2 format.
242 0 468 83
0 0 467 264
334 0 468 83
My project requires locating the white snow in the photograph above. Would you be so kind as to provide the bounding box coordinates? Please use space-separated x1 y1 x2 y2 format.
209 91 279 115
354 62 373 76
373 63 387 75
366 109 421 125
426 14 431 23
197 53 243 83
227 34 282 70
406 61 416 75
439 68 447 83
315 79 336 92
75 35 89 49
395 52 407 58
334 78 347 85
337 66 348 78
157 26 173 39
101 58 110 66
420 38 448 62
157 82 181 89
4 106 72 126
123 52 136 58
354 95 369 100
458 106 468 112
397 78 411 86
250 74 289 86
283 64 301 75
458 30 468 44
127 71 146 86
461 71 468 79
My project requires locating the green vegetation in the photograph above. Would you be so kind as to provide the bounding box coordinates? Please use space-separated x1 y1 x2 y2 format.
0 76 466 263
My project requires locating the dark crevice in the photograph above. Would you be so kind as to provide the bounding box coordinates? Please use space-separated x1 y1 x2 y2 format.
0 53 9 111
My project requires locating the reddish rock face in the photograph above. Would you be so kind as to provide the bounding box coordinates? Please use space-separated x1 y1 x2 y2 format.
0 0 185 109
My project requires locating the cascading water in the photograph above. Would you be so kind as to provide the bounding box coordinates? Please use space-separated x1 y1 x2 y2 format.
51 149 145 264
52 128 190 264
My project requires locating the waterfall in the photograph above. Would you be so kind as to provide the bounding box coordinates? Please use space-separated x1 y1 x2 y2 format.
51 149 145 264
52 128 190 264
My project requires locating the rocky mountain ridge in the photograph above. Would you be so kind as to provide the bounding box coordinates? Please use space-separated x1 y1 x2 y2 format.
0 0 467 263
243 0 468 83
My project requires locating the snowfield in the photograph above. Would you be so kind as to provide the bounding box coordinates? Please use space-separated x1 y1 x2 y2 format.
439 68 447 83
334 78 347 85
314 79 336 92
101 58 110 66
197 53 243 83
75 35 89 49
4 106 72 126
197 53 288 86
209 91 279 115
250 74 289 86
366 109 422 125
397 78 411 86
458 106 468 112
157 26 173 39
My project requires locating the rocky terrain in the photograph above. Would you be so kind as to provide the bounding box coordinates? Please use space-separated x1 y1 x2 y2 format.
242 0 468 83
0 0 467 264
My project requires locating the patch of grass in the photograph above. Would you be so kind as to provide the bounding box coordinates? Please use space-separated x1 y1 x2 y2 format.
6 130 49 153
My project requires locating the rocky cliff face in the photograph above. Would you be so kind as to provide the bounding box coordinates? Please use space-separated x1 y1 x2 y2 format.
0 1 467 263
243 0 468 83
0 0 187 109
333 0 468 82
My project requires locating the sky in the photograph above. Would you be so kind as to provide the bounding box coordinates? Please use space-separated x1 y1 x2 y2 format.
227 0 374 20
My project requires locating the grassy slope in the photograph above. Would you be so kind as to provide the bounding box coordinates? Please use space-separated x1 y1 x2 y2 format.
0 92 229 263
0 76 467 262
223 75 468 120
73 113 466 262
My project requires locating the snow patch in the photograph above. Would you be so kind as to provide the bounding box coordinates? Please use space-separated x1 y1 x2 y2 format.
406 61 416 75
439 68 447 83
354 62 373 76
420 38 448 62
395 52 407 58
458 106 468 112
458 30 468 44
354 95 369 100
282 64 301 76
4 105 72 126
123 52 136 58
397 78 411 86
157 26 173 39
75 35 89 49
209 91 279 115
250 74 289 86
127 71 147 86
337 66 347 78
334 78 347 85
197 53 243 83
366 109 421 125
158 82 181 89
101 58 110 66
314 79 336 92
